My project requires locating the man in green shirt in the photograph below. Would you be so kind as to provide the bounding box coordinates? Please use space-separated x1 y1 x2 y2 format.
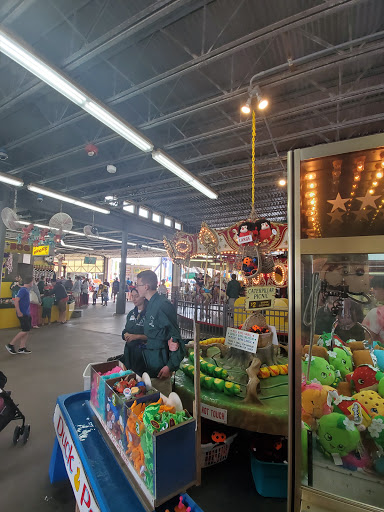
136 270 185 396
226 273 242 312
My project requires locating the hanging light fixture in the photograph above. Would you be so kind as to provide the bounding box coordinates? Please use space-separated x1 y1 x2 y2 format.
240 86 269 114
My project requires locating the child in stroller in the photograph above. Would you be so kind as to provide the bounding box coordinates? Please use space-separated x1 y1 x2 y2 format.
0 370 30 445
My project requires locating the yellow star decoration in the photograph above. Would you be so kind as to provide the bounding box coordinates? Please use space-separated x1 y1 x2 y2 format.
327 193 349 212
327 210 345 223
356 191 381 209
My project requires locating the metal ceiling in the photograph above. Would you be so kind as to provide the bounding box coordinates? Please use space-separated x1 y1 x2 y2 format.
1 0 384 245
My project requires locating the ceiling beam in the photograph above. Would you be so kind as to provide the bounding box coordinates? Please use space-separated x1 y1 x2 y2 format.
17 190 177 243
2 0 374 158
0 0 210 115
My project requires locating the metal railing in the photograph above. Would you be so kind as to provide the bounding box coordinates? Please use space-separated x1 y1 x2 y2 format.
173 294 288 343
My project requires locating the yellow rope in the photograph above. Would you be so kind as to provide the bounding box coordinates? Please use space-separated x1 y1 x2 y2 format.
251 110 256 209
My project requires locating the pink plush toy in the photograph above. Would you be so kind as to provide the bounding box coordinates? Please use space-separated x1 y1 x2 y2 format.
302 382 333 428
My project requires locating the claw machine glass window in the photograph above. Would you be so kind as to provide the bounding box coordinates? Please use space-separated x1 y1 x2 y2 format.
288 134 384 512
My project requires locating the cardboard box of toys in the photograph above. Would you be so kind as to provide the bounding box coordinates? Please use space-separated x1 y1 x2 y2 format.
104 372 160 451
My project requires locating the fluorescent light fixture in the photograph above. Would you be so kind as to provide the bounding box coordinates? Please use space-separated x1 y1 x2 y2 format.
138 207 149 219
0 34 86 105
164 217 172 227
84 101 153 153
152 213 161 223
61 240 94 251
175 222 182 230
27 184 110 214
0 28 154 154
0 170 24 187
152 150 218 200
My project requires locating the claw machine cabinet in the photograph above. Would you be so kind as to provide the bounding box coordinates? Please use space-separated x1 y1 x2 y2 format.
287 134 384 512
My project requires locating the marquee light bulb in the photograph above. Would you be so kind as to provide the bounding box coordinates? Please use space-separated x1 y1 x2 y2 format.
376 171 383 178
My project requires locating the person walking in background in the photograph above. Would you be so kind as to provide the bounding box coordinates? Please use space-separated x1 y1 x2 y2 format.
49 279 68 324
10 275 22 298
92 285 98 305
158 279 168 297
64 276 73 292
5 276 33 354
102 284 109 306
30 278 41 328
41 290 54 325
72 276 81 308
37 276 45 296
226 274 242 319
112 277 120 303
81 278 90 306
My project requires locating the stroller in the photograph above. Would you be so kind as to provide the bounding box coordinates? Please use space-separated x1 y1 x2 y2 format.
0 371 30 445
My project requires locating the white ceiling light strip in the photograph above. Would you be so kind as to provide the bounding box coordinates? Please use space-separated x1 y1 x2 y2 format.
61 240 94 251
152 150 218 199
0 29 152 153
0 170 24 187
27 184 110 214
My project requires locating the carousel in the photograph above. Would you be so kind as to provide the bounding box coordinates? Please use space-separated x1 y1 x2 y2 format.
163 112 289 435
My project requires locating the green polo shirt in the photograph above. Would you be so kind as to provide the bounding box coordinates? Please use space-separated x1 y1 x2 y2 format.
142 292 185 377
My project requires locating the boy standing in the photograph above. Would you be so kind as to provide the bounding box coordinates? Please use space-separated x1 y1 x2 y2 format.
42 291 54 325
5 276 33 354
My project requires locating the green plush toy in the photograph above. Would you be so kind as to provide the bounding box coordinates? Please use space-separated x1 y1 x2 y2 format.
378 378 384 399
368 415 384 449
327 347 353 378
317 413 360 456
302 356 336 386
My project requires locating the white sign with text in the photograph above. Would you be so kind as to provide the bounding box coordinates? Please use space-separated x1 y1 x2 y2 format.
237 234 253 245
200 403 227 424
225 327 259 354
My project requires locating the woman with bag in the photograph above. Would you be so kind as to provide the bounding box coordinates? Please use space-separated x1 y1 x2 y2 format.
29 279 41 328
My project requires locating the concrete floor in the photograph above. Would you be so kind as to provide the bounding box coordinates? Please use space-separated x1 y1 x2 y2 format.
0 302 286 512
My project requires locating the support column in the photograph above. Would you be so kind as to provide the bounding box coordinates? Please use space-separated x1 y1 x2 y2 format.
116 230 128 315
171 262 181 296
0 189 11 289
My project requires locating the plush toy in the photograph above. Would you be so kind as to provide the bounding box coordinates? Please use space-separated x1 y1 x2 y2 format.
341 450 371 471
317 332 345 349
237 222 257 245
374 346 384 372
301 383 333 428
352 390 384 417
242 256 256 274
346 365 382 393
255 218 276 242
352 349 373 367
302 356 336 386
327 347 353 378
368 415 384 449
317 413 361 457
379 377 384 398
303 345 329 360
331 394 371 429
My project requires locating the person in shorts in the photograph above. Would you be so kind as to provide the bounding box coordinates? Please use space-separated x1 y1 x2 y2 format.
49 279 68 324
5 276 33 354
42 291 54 325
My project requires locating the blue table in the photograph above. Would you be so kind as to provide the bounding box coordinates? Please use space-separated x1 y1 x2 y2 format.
49 391 201 512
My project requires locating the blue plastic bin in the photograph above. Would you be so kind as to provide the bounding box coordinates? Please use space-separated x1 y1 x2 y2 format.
250 453 288 498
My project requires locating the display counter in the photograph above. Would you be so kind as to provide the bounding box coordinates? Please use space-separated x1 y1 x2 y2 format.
175 366 288 435
0 302 75 329
50 391 201 512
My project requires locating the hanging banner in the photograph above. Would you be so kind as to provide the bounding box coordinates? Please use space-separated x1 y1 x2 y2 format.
225 327 259 354
53 405 100 512
246 286 276 310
